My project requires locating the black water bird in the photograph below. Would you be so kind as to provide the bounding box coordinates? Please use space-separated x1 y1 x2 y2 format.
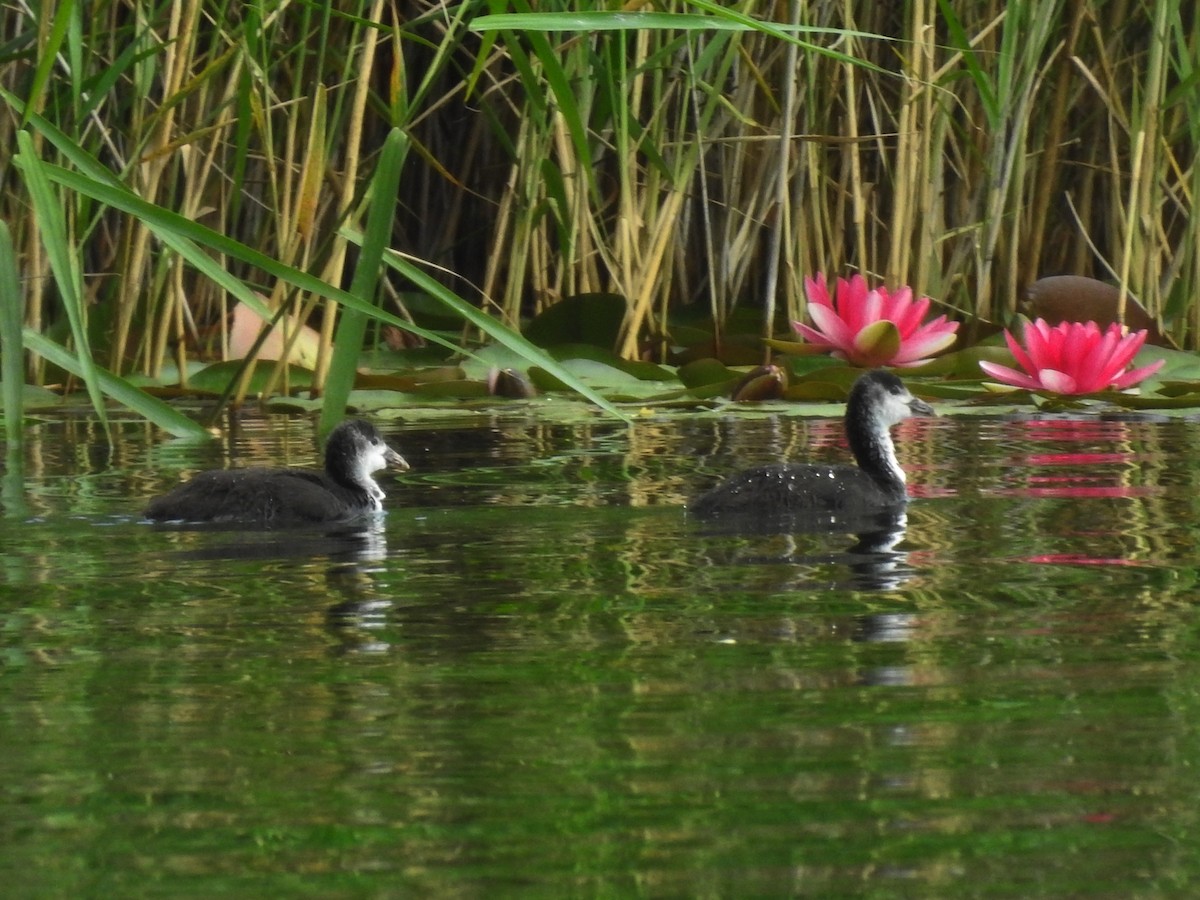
145 419 408 526
689 370 935 527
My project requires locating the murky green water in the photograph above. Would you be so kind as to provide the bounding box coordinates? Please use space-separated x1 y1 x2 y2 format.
3 408 1200 896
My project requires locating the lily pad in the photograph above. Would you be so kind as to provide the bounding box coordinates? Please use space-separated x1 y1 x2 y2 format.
186 360 315 395
764 337 828 356
524 293 627 349
0 381 65 411
677 357 738 390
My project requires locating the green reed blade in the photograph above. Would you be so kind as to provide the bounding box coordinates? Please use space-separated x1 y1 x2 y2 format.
0 221 24 443
14 130 109 435
22 331 208 439
320 128 408 435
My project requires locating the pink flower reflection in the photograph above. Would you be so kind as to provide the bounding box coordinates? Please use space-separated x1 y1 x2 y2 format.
793 273 958 367
1022 554 1149 567
995 419 1154 499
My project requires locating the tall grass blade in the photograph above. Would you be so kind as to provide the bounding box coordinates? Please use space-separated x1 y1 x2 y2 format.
320 128 408 435
32 157 455 353
14 130 109 435
375 243 634 424
0 222 25 445
21 0 75 126
22 331 208 439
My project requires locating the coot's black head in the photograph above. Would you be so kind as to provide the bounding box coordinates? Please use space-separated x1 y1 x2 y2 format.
324 419 408 490
848 370 935 428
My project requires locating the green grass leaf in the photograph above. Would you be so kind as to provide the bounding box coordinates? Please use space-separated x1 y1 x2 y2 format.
22 331 209 439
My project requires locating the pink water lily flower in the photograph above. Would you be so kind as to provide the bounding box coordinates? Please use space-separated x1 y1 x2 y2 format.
793 273 959 368
979 318 1164 394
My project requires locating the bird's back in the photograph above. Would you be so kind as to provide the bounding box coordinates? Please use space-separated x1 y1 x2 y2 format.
144 467 368 525
689 462 903 520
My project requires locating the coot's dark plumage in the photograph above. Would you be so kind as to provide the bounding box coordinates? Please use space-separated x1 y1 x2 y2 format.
689 370 934 523
145 419 408 525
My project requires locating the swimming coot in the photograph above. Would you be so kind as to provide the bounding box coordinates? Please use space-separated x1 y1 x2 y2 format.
689 370 935 523
145 419 408 525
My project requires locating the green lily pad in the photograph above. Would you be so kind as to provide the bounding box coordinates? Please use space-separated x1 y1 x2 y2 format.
782 380 850 402
524 292 627 349
764 337 827 356
186 360 315 395
677 357 738 390
0 381 65 411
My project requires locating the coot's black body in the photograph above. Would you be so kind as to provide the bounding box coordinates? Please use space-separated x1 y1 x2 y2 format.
690 370 935 524
145 419 408 526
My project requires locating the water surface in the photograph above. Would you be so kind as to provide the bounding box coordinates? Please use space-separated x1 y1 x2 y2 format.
2 408 1199 896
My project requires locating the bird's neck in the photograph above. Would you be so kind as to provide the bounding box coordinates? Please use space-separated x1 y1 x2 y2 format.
328 458 384 502
846 412 906 492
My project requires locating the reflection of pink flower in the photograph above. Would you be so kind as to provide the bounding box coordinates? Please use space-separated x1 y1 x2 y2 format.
979 318 1164 394
793 273 958 367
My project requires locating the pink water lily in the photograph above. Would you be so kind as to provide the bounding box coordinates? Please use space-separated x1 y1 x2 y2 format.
979 318 1164 394
793 273 959 367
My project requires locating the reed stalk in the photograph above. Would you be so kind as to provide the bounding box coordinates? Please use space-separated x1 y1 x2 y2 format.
3 0 1199 416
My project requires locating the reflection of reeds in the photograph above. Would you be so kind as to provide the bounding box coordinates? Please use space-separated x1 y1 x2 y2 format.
4 0 1197 401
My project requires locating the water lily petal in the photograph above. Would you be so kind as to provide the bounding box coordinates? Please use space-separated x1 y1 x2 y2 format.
1022 320 1055 372
891 322 958 363
1037 368 1079 394
806 303 856 349
861 290 886 334
793 322 838 348
1067 327 1109 392
851 319 902 367
1004 328 1037 377
838 275 871 332
891 293 928 337
980 317 1159 396
1062 322 1097 380
797 272 957 367
979 360 1043 390
1111 357 1165 389
804 274 833 309
1102 329 1147 375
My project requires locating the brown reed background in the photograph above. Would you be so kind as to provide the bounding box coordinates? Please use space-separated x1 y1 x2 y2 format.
2 0 1196 384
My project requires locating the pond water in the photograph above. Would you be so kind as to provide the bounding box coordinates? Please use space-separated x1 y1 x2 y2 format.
2 404 1200 896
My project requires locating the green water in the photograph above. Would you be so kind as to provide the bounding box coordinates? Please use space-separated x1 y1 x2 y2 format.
3 411 1200 897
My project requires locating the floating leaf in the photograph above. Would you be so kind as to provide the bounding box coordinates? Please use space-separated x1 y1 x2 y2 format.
524 293 627 349
730 364 787 401
189 360 314 395
764 337 828 356
677 357 738 390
